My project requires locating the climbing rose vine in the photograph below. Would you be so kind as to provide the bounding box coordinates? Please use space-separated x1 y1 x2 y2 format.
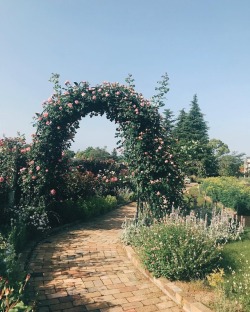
19 74 183 219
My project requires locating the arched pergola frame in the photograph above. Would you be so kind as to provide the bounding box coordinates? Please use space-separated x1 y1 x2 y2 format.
20 75 183 219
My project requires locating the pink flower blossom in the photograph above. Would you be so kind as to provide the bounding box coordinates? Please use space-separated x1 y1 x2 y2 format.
46 121 50 125
20 167 26 173
59 106 63 110
105 93 110 97
156 191 161 196
64 91 70 95
64 80 70 85
67 103 73 108
50 189 56 195
43 112 49 118
92 96 97 100
32 175 37 180
47 97 53 103
57 126 61 129
74 100 79 104
36 166 40 171
0 177 4 182
81 92 86 97
45 169 49 172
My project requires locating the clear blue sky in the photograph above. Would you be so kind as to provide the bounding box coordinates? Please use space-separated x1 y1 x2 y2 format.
0 0 249 155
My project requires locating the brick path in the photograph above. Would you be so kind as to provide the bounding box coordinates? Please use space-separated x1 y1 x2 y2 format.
28 202 183 312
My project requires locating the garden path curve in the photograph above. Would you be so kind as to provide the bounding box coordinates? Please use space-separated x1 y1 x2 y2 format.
28 203 183 312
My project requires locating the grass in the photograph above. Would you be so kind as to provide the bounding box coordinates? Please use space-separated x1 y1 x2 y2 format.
221 226 250 270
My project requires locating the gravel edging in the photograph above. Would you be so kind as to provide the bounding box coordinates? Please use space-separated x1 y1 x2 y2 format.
123 244 214 312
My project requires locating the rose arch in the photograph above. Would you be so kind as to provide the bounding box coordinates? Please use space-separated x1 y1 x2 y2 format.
21 75 183 219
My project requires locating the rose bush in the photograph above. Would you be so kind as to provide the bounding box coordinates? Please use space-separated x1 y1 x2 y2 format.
18 74 183 220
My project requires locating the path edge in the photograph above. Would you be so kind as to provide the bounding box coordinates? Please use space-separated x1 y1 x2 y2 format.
123 244 213 312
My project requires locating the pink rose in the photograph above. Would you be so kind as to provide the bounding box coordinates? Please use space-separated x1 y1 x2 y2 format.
59 106 63 110
67 103 73 108
43 112 49 118
156 191 161 196
81 92 86 97
46 121 50 125
74 100 79 104
32 175 37 180
92 96 97 100
36 166 40 171
50 189 56 195
0 177 4 182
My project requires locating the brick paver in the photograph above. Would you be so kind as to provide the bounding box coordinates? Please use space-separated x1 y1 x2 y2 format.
28 203 183 311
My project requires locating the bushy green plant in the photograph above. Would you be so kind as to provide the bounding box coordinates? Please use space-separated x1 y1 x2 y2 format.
52 195 118 224
122 207 245 281
201 177 250 215
135 223 221 281
0 275 33 312
116 187 135 204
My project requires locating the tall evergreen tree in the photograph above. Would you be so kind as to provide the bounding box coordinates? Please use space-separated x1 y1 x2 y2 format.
172 108 188 142
186 94 209 143
162 108 175 137
173 95 218 178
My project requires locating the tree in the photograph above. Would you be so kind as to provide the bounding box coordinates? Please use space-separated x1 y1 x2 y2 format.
218 152 245 177
208 139 230 158
162 108 175 137
173 95 218 177
185 94 209 143
75 146 112 160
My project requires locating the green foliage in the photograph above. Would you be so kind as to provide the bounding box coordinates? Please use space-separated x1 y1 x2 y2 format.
0 135 28 225
52 195 118 224
218 152 245 177
208 229 250 311
208 139 230 158
75 146 112 160
122 206 245 281
22 74 183 219
124 221 221 281
201 177 250 214
172 95 218 178
0 275 33 312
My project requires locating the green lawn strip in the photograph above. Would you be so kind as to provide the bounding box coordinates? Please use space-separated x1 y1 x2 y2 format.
221 227 250 270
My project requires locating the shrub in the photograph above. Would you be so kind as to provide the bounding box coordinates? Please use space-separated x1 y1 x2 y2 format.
201 177 250 215
52 195 118 224
122 208 245 281
135 223 221 281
